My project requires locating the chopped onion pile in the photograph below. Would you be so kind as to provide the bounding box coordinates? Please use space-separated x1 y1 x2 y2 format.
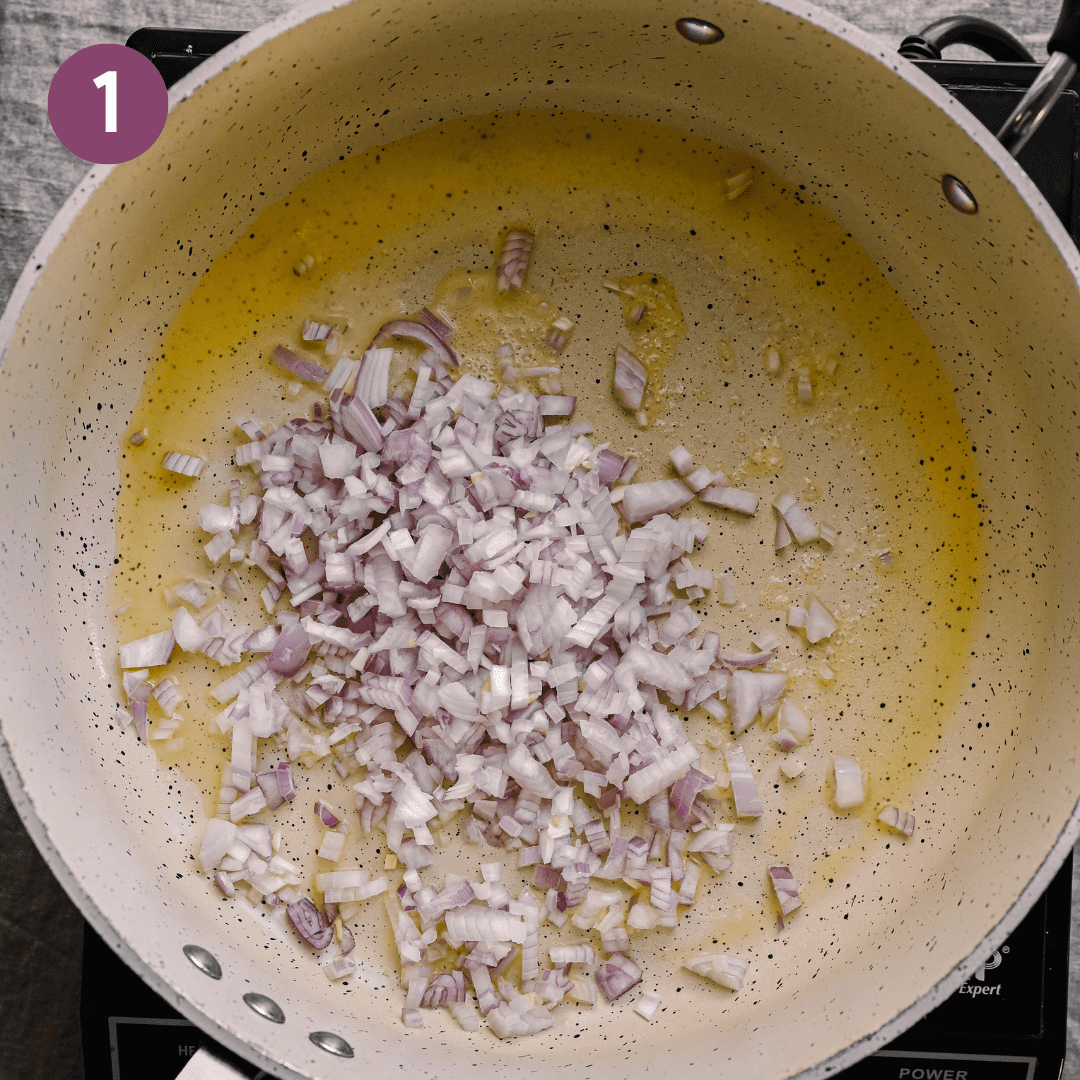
116 240 910 1037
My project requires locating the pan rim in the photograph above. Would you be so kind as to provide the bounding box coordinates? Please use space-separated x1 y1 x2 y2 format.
1 1 1079 1077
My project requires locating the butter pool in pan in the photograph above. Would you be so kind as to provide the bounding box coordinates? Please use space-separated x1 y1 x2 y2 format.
110 108 978 1030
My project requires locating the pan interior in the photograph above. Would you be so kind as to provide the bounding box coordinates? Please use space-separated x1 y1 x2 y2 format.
113 101 982 1045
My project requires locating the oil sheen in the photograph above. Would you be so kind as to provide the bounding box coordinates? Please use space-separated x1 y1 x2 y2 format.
112 110 980 999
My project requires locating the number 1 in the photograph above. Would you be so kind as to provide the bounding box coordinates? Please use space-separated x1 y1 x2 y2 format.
93 69 117 133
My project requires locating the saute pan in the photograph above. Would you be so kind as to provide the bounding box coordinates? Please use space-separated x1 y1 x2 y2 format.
2 1 1080 1077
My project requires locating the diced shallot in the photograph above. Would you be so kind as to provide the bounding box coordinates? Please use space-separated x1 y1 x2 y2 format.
805 598 838 644
487 1000 554 1038
723 744 763 817
684 953 747 991
162 452 206 478
774 700 812 750
266 623 310 677
380 320 460 370
619 480 694 524
832 754 866 809
595 954 642 1001
142 236 878 1039
118 630 175 670
549 944 596 965
634 991 661 1021
444 905 526 944
699 484 758 515
773 493 819 545
287 897 333 950
198 819 237 872
768 865 801 915
797 367 813 402
538 395 576 417
497 230 534 292
276 761 297 802
878 806 916 837
669 445 694 476
612 347 646 412
355 347 393 409
272 345 330 383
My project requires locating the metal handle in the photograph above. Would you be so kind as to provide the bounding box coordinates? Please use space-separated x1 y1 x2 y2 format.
995 0 1080 157
1048 0 1080 62
176 1045 267 1080
898 15 1035 62
996 50 1078 157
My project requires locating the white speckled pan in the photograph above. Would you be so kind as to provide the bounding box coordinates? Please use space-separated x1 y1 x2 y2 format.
2 0 1080 1077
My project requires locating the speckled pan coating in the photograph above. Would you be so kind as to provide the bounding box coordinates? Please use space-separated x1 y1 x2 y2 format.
1 0 1080 1077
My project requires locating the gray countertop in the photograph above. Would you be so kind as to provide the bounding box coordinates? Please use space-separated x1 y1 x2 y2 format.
0 1 1075 1078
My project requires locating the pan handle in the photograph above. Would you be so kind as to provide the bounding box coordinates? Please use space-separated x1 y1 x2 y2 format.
1049 0 1080 61
996 0 1079 156
175 1045 261 1080
898 16 1035 62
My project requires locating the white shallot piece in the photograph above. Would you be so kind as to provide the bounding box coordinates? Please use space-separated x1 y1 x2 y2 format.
728 670 786 734
120 243 851 1037
487 999 554 1038
669 445 694 476
619 479 695 524
698 484 758 516
118 629 175 670
779 757 805 779
684 953 748 991
805 597 838 645
774 699 812 750
634 991 661 1021
878 806 916 837
832 754 867 809
685 466 714 493
773 493 819 545
723 744 763 817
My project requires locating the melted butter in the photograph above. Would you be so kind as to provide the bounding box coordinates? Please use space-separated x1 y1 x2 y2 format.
111 110 980 985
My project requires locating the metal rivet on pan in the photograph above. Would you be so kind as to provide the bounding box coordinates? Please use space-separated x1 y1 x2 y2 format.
243 993 286 1024
676 18 724 45
941 174 978 214
183 944 222 980
309 1031 355 1058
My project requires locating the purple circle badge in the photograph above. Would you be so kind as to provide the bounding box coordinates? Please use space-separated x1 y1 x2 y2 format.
48 44 169 165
